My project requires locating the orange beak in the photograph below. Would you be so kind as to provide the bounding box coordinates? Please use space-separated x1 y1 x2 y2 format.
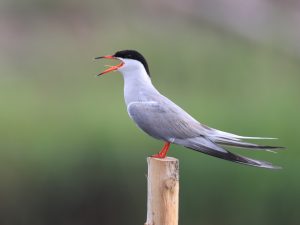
95 55 124 76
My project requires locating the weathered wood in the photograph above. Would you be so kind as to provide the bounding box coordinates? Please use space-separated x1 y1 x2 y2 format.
145 157 179 225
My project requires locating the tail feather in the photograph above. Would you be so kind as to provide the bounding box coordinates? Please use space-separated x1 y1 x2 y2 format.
216 139 284 150
210 129 277 140
209 129 284 151
174 136 281 169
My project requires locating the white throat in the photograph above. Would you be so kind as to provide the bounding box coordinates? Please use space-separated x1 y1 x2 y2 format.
117 58 158 105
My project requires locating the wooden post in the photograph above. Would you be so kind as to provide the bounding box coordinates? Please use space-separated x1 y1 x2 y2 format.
145 157 179 225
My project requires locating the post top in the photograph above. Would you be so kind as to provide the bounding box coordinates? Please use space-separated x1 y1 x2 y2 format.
147 156 179 162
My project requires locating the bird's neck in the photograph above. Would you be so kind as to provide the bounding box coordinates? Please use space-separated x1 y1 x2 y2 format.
121 68 157 105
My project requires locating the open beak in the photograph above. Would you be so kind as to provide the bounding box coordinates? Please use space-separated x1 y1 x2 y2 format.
95 55 124 76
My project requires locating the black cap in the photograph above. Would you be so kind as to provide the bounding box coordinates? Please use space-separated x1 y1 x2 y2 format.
114 50 150 76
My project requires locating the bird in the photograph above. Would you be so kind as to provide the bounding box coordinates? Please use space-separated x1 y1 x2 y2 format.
95 50 283 169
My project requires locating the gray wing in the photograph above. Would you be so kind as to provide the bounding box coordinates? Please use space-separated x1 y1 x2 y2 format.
127 98 282 169
127 99 208 141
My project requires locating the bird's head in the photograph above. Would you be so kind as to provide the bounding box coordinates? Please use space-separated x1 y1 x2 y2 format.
95 50 150 77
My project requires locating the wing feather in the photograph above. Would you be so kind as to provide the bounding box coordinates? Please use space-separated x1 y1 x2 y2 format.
127 100 207 141
127 98 281 169
175 136 280 169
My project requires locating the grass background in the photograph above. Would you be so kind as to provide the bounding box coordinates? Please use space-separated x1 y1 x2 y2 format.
0 1 299 224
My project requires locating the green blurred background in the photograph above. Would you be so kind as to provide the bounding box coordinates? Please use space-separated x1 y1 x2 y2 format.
0 0 299 225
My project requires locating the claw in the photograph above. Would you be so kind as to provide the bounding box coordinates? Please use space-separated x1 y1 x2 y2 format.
151 153 166 158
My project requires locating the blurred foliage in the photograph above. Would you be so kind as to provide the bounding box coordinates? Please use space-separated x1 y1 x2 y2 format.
0 1 299 225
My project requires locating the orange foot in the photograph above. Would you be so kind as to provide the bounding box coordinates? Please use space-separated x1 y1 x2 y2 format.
151 142 171 158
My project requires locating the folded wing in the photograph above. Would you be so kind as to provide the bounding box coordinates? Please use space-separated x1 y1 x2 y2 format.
127 98 282 169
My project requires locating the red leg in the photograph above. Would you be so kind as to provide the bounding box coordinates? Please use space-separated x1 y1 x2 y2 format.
151 142 171 158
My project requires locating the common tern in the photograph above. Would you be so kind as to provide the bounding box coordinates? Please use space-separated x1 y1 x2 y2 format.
95 50 283 169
